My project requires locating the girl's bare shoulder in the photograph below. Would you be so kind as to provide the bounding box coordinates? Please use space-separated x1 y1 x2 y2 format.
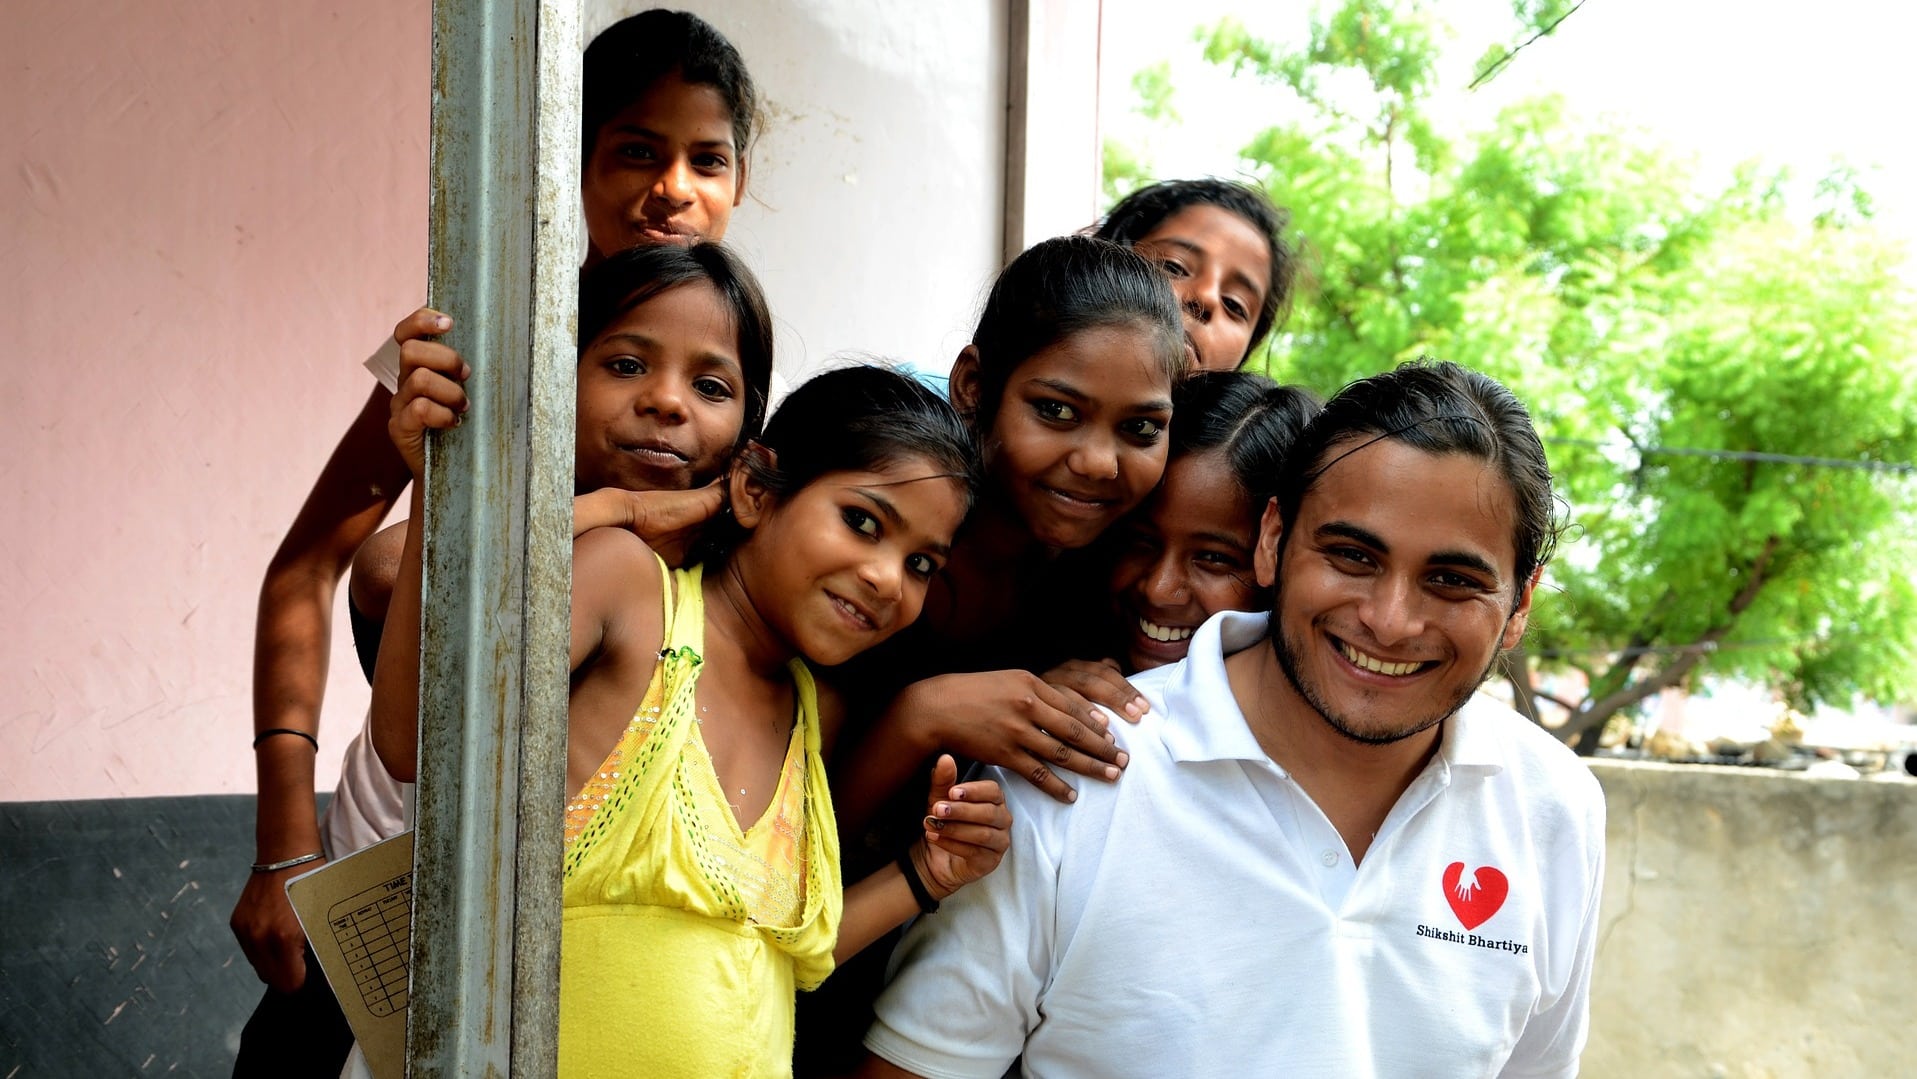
572 526 668 671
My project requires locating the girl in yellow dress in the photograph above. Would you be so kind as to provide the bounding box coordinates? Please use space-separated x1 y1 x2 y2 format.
375 350 1007 1076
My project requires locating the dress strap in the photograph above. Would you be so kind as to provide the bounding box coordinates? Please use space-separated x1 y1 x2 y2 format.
658 554 705 661
562 557 708 873
763 657 844 990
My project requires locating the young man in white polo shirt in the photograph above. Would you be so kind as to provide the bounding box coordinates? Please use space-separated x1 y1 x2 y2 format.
858 360 1606 1078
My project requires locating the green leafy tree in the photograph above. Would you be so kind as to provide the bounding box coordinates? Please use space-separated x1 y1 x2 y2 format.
1102 62 1180 204
1161 1 1917 746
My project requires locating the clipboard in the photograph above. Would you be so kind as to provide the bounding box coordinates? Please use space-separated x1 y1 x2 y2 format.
287 831 415 1079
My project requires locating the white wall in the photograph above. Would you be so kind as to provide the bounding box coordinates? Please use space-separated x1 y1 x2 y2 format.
650 0 1013 386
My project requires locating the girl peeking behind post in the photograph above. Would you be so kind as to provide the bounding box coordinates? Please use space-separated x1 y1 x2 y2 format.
373 324 1011 1075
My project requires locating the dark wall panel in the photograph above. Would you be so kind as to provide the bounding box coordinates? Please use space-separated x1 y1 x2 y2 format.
1 796 308 1077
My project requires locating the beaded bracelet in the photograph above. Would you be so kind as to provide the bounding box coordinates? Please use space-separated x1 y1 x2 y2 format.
896 847 940 915
252 852 325 873
253 727 320 751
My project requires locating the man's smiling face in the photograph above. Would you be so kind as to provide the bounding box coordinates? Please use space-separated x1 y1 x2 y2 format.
1256 436 1534 745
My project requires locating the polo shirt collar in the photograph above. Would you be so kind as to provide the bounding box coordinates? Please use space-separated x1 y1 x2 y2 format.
1156 609 1508 777
1157 610 1283 766
1439 692 1509 775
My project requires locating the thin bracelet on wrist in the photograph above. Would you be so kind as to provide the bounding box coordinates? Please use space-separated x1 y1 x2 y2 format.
253 727 320 751
252 852 325 873
896 847 940 914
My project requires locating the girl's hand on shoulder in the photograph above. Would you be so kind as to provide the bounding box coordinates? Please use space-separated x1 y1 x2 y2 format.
388 308 469 477
573 481 724 565
913 754 1010 899
1041 658 1149 724
896 670 1127 804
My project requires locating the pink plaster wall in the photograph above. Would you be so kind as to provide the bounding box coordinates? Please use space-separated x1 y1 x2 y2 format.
2 0 1079 802
2 0 430 799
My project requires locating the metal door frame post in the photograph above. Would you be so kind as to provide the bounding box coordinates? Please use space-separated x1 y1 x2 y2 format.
408 0 580 1073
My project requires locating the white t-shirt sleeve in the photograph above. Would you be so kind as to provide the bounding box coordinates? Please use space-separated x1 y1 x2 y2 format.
864 771 1061 1079
1500 778 1608 1078
319 708 414 860
364 334 402 394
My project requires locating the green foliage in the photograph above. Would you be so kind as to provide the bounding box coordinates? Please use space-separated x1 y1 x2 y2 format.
1133 61 1179 123
1101 63 1181 204
1127 0 1917 738
1812 164 1877 228
1102 137 1153 204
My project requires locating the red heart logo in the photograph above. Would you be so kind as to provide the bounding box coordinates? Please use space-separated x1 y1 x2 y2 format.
1442 862 1508 931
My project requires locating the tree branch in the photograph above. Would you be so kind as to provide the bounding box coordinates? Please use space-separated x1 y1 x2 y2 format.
1587 626 1653 702
1533 687 1581 713
1557 535 1780 744
1468 0 1590 91
1585 580 1678 700
1501 645 1540 723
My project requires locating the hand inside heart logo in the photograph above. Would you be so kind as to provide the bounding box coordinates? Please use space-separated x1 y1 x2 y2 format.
1442 862 1508 931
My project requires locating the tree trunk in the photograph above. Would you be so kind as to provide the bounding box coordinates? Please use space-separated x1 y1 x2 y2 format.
1502 646 1541 725
1554 535 1780 749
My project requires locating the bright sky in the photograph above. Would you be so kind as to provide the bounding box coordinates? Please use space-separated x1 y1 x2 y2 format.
1099 0 1917 255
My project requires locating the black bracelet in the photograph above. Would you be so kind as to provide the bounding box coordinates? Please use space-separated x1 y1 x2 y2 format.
253 727 320 751
896 847 940 915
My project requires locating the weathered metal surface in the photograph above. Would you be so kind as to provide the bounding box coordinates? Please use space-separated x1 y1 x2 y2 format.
508 1 582 1073
410 0 579 1074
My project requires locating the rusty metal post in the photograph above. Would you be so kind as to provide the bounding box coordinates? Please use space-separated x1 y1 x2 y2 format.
408 0 579 1073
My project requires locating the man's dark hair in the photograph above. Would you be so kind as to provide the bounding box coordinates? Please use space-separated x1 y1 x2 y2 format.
1275 359 1560 600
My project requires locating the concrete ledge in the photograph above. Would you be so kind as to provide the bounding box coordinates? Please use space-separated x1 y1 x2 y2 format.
7 770 1911 1077
1584 760 1917 1078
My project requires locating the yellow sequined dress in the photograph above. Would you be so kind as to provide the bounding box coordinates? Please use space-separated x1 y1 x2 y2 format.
558 562 842 1078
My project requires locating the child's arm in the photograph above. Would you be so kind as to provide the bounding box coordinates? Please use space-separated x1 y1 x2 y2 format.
231 381 411 995
570 481 723 563
830 669 1139 842
834 754 1009 966
347 482 718 634
369 315 468 782
366 315 665 785
373 513 659 783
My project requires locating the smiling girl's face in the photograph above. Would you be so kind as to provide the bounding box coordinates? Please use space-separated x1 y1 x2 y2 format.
1132 204 1273 371
1107 448 1264 671
731 459 970 666
574 280 747 493
969 323 1175 551
581 73 746 260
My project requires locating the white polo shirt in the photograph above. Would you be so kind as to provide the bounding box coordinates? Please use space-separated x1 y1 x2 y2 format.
865 610 1606 1079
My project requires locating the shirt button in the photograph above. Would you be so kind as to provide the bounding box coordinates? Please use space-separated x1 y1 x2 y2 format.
1320 849 1340 868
